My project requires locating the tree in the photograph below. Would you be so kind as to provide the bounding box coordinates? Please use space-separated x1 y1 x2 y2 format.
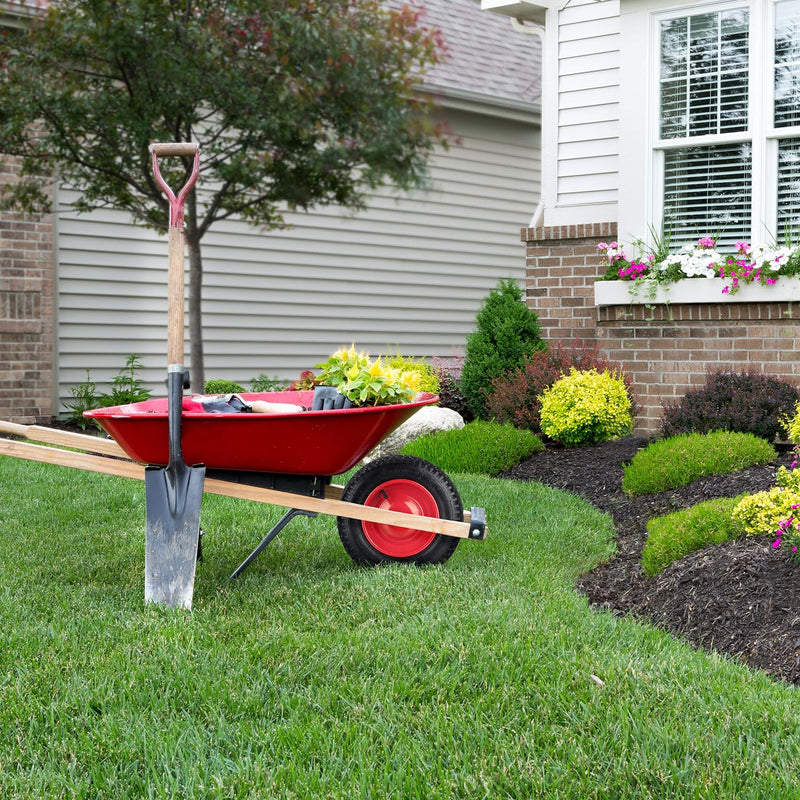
0 0 448 388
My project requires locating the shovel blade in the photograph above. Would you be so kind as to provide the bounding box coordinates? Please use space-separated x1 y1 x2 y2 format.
145 463 206 609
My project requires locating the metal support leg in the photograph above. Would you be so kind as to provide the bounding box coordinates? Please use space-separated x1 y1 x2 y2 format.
229 508 317 579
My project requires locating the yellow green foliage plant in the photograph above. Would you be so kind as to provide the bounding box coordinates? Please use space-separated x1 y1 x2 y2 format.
383 354 440 394
317 345 421 406
538 368 633 447
731 466 800 542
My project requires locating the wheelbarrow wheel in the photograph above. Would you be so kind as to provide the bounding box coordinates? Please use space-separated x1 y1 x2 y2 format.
337 455 462 567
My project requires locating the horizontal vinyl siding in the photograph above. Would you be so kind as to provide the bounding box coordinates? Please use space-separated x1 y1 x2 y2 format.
556 0 621 209
56 108 540 408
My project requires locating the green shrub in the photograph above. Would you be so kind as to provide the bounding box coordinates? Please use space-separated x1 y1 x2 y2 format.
250 374 288 392
98 355 151 407
64 370 100 429
64 355 152 429
400 420 543 476
731 466 800 537
622 431 777 497
204 379 246 394
538 368 632 447
660 369 799 442
460 279 545 420
642 496 746 576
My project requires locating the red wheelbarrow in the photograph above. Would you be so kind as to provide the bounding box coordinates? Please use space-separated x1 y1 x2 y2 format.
0 141 486 607
0 391 487 579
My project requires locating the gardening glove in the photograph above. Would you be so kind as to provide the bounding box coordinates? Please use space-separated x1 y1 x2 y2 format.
200 394 253 413
312 386 353 411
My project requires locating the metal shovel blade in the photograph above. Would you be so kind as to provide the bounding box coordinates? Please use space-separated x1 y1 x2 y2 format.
144 461 205 608
144 370 205 609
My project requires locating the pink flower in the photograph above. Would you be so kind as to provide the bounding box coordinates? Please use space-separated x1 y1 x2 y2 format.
697 236 715 248
721 286 730 294
597 242 608 251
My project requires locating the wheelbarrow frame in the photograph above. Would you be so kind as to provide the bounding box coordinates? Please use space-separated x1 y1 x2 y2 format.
0 421 487 579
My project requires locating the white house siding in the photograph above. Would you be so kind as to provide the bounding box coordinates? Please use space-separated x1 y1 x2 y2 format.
55 107 540 408
542 0 622 225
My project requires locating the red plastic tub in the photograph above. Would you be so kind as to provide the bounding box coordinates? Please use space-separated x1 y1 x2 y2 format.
85 391 438 475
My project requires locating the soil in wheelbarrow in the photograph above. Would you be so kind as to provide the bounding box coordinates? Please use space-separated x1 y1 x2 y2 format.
500 436 800 687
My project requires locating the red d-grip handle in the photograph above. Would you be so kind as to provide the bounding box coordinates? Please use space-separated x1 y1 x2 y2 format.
150 142 200 228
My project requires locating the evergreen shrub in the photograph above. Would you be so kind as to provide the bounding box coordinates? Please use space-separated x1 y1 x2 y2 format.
204 379 246 394
460 279 545 420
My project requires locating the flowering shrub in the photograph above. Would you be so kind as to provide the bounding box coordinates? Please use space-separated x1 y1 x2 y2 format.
316 345 421 406
772 512 800 559
597 236 800 295
732 466 800 542
538 368 633 447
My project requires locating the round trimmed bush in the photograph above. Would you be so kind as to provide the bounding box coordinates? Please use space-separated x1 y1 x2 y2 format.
660 370 799 442
538 368 633 447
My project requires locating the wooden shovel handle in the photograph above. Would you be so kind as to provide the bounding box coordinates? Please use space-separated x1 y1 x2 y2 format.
167 226 186 367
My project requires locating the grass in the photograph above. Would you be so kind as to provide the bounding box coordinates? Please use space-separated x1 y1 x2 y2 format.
400 420 543 476
641 495 748 576
3 457 800 797
622 431 776 496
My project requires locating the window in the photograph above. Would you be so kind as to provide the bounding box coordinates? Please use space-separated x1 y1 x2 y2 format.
653 1 800 248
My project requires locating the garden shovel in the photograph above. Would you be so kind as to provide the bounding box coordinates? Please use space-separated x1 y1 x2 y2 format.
144 142 205 609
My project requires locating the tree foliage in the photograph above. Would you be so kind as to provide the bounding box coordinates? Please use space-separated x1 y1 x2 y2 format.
0 0 448 385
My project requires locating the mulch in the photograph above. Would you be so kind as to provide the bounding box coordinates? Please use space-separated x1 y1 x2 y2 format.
500 436 800 686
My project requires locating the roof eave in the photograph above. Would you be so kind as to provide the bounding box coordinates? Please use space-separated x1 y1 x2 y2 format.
419 84 541 124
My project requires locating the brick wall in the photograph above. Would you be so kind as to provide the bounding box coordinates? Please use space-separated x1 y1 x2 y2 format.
0 159 55 423
523 223 800 436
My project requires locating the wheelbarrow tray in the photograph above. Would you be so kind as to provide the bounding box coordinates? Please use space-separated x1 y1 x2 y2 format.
84 390 438 475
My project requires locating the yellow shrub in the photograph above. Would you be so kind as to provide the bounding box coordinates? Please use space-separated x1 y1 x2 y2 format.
732 483 800 537
538 368 632 447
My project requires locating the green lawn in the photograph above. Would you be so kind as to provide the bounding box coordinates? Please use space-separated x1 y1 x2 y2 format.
1 457 799 798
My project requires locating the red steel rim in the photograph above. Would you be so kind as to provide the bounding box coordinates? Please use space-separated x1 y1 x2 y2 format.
362 479 438 557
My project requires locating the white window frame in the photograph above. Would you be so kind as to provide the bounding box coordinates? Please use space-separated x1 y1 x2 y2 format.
648 0 770 246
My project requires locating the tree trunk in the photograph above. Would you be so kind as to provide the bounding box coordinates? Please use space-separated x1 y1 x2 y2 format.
185 194 205 393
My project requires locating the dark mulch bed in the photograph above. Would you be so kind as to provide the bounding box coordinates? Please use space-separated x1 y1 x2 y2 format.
501 436 800 686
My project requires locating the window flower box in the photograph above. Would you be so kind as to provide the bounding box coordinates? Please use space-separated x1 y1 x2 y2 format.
594 276 800 307
594 236 800 307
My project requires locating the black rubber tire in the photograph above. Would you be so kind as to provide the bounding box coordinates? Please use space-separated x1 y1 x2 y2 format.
337 455 462 567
